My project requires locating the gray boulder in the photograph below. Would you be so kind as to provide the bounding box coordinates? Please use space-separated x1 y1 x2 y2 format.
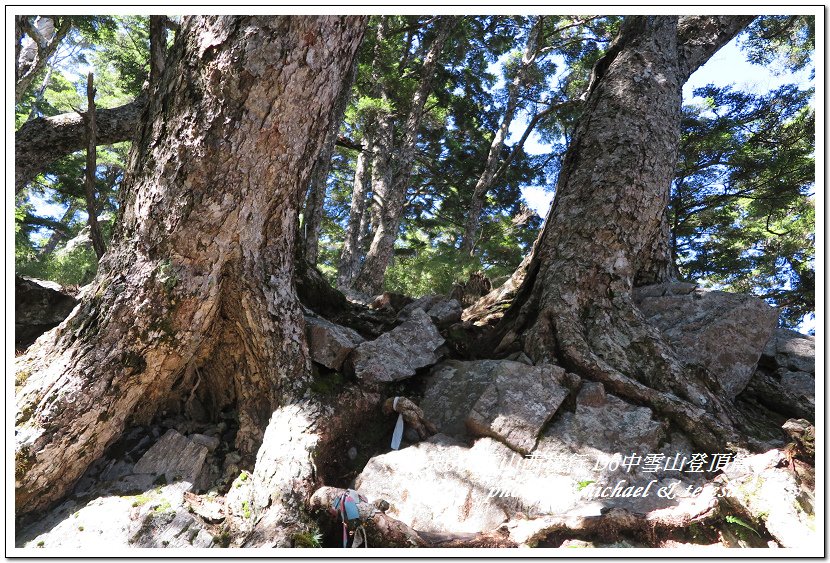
355 434 512 534
480 362 567 453
398 296 463 327
422 360 573 453
397 295 444 318
544 381 667 453
304 315 364 370
350 308 444 383
721 449 815 548
355 387 694 538
15 276 78 349
426 299 463 327
133 429 208 488
742 328 815 420
634 282 778 398
761 328 815 374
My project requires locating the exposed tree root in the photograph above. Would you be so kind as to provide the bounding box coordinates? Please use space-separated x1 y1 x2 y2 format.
507 484 722 547
482 250 754 454
309 486 517 548
223 386 384 547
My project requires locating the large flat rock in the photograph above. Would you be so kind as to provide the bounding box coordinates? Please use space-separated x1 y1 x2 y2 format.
356 387 698 536
422 360 572 453
15 276 78 349
635 282 779 398
133 429 208 487
721 449 815 548
469 362 571 454
350 308 444 383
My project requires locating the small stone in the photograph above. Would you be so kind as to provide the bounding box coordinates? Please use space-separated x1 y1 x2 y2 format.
426 299 462 327
189 434 220 453
223 464 240 480
224 451 242 466
505 351 533 365
576 382 606 407
347 447 358 460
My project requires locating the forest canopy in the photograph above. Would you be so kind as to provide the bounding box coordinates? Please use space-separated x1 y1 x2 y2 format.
14 14 815 330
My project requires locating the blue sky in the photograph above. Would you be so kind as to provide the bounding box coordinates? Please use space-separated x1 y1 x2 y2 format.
519 35 815 217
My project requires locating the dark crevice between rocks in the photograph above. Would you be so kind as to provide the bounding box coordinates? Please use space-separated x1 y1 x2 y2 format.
310 362 445 548
313 362 437 489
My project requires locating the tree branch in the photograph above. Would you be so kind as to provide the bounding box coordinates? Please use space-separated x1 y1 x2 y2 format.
492 99 578 182
16 94 147 192
84 72 107 259
677 15 757 81
16 16 71 103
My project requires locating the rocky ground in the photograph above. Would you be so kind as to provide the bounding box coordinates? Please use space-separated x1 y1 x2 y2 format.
14 277 817 550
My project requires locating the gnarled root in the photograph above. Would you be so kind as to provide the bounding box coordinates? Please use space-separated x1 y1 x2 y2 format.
508 483 722 546
491 270 752 454
309 486 516 548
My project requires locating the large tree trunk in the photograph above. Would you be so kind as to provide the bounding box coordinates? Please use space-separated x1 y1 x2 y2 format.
460 16 542 255
491 16 754 453
15 15 365 516
352 17 453 294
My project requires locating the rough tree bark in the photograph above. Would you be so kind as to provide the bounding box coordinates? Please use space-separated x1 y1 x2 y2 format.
148 15 167 89
352 17 454 295
83 73 107 260
460 16 543 255
15 15 366 516
491 16 755 453
16 95 147 192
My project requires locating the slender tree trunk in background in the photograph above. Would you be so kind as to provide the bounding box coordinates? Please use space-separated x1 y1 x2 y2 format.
337 138 373 289
460 16 542 255
26 64 53 122
84 73 107 260
16 16 71 104
148 15 167 89
348 17 392 293
302 60 358 265
353 17 453 294
353 108 394 295
37 201 79 259
15 15 365 517
492 15 753 452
